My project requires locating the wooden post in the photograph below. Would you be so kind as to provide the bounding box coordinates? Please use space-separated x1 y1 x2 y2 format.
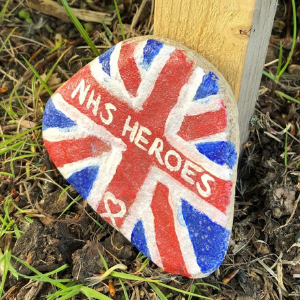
154 0 277 146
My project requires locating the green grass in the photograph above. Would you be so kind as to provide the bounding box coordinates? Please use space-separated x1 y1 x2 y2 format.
275 90 300 105
0 0 10 24
60 0 100 56
22 56 53 96
113 0 125 40
0 27 16 54
263 0 297 85
0 250 19 297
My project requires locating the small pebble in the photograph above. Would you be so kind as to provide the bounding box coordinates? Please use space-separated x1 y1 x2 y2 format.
238 270 248 284
295 230 300 243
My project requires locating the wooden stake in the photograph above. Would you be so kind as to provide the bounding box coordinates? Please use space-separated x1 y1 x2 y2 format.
154 0 277 145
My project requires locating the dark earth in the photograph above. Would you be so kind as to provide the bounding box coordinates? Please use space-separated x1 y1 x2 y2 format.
1 0 300 299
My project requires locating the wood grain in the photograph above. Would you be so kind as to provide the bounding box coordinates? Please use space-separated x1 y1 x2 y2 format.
154 0 277 144
26 0 113 24
237 0 277 145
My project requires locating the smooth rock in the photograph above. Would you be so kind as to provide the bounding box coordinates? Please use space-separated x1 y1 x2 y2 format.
42 36 239 278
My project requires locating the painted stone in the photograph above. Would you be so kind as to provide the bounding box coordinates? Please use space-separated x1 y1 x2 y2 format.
42 36 239 278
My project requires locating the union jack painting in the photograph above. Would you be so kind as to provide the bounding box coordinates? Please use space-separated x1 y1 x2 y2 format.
42 37 239 278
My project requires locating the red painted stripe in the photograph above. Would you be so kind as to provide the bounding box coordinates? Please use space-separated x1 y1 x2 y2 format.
44 136 111 167
141 50 193 132
177 107 227 141
118 42 141 97
150 182 190 277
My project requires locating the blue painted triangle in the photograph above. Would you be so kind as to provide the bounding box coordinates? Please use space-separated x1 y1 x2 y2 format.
181 199 230 275
195 141 237 169
67 166 99 199
131 220 151 259
194 71 219 101
99 45 115 76
142 39 163 70
42 98 77 131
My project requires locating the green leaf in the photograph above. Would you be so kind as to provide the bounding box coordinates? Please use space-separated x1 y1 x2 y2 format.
18 10 30 20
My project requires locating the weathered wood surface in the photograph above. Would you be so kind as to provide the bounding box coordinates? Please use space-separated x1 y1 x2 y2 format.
26 0 113 24
237 0 278 145
154 0 277 145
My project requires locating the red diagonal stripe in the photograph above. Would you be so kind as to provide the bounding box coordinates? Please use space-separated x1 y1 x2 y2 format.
118 42 141 97
140 50 193 132
44 136 111 167
151 182 190 277
177 107 227 141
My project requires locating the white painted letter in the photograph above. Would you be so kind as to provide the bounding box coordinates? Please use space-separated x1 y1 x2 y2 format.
100 103 116 125
165 150 182 171
134 126 152 151
196 174 215 197
148 138 164 165
71 79 90 105
86 90 101 116
122 115 139 142
181 160 203 185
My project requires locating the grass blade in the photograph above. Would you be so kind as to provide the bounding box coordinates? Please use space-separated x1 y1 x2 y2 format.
188 284 196 300
81 286 113 300
0 27 16 54
11 255 68 290
149 282 168 300
22 56 53 95
55 288 80 300
276 41 283 77
278 0 297 78
119 279 129 300
262 70 275 81
60 0 100 56
275 90 300 105
0 0 10 23
111 271 158 282
0 126 40 148
113 0 125 40
193 282 221 291
98 250 109 271
156 282 212 299
285 126 288 166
